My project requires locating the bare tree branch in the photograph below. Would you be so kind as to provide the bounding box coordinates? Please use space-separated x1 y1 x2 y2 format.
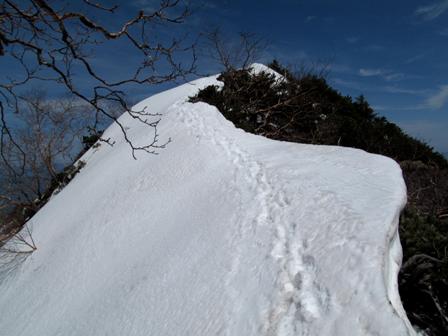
0 0 196 170
204 28 266 71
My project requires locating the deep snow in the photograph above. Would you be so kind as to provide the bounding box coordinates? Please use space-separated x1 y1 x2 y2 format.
0 65 416 335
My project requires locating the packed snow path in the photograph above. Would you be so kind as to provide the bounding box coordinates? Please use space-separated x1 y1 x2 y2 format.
0 66 415 335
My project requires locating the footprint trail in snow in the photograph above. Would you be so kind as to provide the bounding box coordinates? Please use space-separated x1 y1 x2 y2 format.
0 68 415 336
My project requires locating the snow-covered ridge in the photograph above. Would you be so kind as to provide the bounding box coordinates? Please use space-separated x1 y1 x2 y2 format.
0 68 415 335
250 62 284 80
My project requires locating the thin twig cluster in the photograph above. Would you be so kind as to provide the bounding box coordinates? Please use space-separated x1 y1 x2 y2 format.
0 0 196 172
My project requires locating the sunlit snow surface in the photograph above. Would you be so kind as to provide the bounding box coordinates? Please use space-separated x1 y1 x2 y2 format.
0 65 416 335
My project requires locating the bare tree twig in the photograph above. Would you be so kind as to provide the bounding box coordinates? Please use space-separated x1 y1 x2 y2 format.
0 0 196 171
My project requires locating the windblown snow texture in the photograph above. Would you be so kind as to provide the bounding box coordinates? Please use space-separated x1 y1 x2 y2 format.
0 65 416 336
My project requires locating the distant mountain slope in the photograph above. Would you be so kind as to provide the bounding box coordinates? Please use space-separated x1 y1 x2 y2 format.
0 71 415 335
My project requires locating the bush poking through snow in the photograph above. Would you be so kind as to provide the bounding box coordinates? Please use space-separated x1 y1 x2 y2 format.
191 63 447 167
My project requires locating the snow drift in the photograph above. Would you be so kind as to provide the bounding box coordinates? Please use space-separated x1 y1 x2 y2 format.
0 65 416 335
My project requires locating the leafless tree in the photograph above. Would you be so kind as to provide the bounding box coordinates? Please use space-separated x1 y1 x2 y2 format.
292 60 332 80
0 91 92 244
204 28 266 71
1 90 89 201
0 0 197 174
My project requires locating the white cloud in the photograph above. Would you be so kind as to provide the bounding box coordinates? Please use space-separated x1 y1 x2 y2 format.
404 54 425 64
383 86 429 95
345 37 359 44
305 16 317 23
359 68 405 81
426 85 448 109
415 0 448 20
370 104 427 112
374 85 448 111
359 68 384 77
384 73 406 81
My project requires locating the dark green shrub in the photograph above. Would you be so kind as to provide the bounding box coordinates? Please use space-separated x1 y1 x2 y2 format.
399 209 448 335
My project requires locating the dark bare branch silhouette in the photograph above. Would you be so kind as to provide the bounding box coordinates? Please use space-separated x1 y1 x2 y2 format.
204 28 266 71
0 0 196 173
